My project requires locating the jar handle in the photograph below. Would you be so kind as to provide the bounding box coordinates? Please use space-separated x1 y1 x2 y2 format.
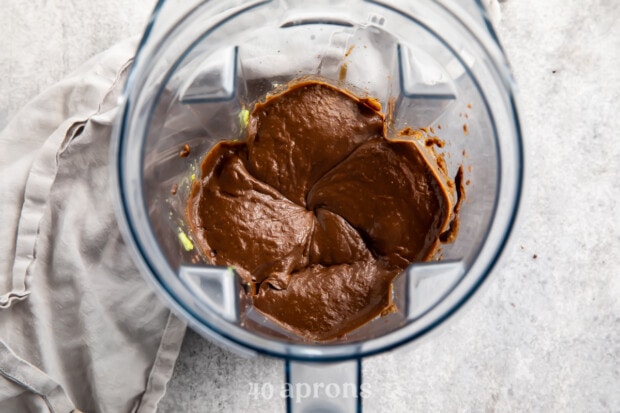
285 359 363 413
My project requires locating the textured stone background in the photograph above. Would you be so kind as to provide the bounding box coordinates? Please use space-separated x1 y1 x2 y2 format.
1 0 618 412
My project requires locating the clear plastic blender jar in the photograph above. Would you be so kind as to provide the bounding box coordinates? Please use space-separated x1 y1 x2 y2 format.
112 0 523 411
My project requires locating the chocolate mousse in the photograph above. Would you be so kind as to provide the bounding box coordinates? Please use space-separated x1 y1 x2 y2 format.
187 81 454 341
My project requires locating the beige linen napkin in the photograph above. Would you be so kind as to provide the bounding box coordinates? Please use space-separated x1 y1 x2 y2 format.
0 37 186 413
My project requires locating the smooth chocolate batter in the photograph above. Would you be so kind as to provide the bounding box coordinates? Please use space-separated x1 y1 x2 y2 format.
187 81 453 341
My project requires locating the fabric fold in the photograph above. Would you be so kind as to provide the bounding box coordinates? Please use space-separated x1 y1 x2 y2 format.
0 37 186 413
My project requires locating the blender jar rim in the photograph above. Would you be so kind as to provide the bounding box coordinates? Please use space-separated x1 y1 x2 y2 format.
112 0 524 361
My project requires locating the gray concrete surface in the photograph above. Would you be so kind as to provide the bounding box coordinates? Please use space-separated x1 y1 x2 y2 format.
1 0 619 412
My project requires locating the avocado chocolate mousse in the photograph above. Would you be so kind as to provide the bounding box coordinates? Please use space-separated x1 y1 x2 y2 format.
186 81 454 341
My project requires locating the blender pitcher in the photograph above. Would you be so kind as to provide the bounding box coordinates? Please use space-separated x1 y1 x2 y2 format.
111 0 523 411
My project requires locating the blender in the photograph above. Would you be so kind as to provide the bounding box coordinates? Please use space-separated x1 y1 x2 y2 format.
111 0 523 411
